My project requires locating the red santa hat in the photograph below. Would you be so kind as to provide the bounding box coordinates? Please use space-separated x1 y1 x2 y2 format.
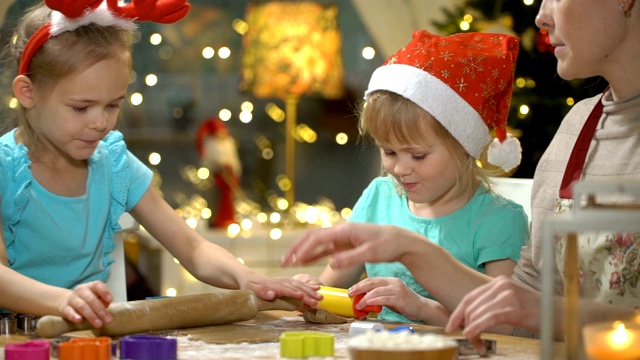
365 30 521 172
19 0 191 75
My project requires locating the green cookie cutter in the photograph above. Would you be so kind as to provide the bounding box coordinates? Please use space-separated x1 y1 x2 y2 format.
279 331 335 358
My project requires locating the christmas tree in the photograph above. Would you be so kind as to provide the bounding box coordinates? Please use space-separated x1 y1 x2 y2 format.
434 0 608 178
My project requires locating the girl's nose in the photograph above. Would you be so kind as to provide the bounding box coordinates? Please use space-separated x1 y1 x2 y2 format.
394 159 412 177
89 112 108 131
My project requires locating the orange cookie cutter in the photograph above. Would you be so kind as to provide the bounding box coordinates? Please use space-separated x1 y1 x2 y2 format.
58 337 112 360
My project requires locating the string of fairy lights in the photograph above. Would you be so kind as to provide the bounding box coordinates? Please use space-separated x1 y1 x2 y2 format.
127 16 367 241
6 0 569 235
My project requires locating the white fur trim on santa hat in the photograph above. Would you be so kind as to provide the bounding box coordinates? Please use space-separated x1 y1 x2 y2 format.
50 1 136 36
487 134 522 172
365 64 491 159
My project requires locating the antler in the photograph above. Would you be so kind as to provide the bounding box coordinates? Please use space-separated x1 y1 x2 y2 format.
107 0 191 24
45 0 103 19
19 0 190 75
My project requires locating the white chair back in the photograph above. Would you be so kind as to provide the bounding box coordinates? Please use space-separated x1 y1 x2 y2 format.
106 213 138 302
490 177 533 222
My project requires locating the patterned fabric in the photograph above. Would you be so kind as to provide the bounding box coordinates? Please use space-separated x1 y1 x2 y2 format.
554 201 640 308
512 88 640 306
579 232 640 306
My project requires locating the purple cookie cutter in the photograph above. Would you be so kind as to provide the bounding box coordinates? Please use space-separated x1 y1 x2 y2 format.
119 335 177 360
5 340 50 360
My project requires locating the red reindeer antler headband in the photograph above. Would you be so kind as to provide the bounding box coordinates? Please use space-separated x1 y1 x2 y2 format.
18 0 190 75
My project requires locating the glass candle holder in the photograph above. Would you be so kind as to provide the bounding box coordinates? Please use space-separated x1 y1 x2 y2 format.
582 320 640 360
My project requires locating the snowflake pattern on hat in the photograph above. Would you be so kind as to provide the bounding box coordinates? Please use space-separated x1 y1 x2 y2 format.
365 30 521 172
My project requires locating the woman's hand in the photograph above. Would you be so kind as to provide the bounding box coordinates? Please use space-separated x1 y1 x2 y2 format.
350 277 450 326
281 223 421 269
445 276 539 353
57 281 114 328
239 273 322 308
292 273 324 286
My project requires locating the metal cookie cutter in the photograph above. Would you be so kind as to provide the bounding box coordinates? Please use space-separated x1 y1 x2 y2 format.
119 335 177 360
0 313 17 335
455 338 497 357
280 331 335 359
4 340 50 360
17 314 39 335
49 336 73 359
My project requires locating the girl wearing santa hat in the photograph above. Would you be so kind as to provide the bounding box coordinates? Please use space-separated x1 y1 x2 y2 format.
292 30 529 326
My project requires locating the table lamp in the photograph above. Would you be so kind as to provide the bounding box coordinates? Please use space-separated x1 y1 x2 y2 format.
240 1 344 207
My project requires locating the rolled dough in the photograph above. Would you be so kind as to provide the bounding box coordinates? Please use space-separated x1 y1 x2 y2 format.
302 308 348 324
165 311 351 344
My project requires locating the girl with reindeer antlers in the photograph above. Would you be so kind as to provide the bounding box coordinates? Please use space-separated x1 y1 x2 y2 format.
0 0 320 328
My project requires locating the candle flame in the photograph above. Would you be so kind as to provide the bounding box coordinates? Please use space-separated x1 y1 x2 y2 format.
609 323 633 350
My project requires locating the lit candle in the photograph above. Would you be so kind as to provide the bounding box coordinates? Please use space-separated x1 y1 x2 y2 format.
584 321 640 360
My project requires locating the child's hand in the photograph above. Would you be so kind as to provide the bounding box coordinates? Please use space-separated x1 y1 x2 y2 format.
240 274 322 309
57 281 114 328
290 274 325 312
349 277 450 325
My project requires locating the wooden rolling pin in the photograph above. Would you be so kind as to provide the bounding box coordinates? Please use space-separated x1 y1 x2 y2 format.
37 289 301 338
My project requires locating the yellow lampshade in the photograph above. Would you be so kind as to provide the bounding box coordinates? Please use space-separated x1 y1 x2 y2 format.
240 1 344 100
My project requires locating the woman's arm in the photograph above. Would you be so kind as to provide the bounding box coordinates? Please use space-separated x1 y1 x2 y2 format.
319 263 365 289
485 259 517 278
291 228 366 289
282 222 492 312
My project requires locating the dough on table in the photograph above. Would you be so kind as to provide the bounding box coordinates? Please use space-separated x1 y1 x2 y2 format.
302 308 348 324
162 311 351 344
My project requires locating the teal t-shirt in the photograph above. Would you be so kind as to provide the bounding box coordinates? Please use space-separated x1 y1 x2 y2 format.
0 130 153 289
350 176 529 323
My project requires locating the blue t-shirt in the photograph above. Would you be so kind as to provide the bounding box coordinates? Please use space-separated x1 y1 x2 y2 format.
0 129 153 289
350 176 529 323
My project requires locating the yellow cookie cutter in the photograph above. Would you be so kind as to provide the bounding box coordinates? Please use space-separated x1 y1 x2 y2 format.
279 331 334 359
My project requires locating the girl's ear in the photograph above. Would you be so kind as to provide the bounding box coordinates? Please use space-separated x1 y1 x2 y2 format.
12 75 36 108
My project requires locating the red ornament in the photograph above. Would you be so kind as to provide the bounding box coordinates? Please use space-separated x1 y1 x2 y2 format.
535 29 555 54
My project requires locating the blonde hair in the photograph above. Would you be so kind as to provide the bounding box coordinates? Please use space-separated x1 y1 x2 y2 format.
359 91 496 199
8 3 133 152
